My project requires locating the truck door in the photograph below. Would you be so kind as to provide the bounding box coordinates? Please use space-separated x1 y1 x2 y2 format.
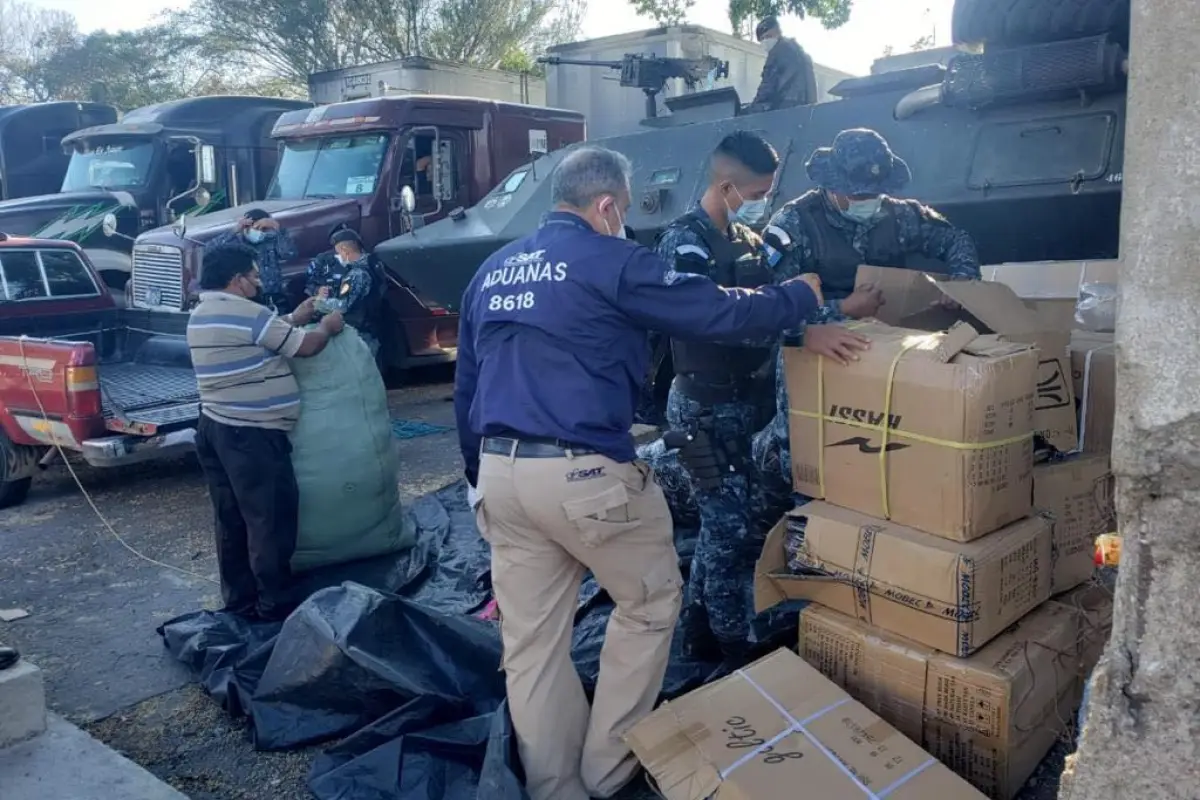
392 127 469 235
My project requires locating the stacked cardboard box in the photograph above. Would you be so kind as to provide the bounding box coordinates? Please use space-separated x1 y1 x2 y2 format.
624 648 990 799
752 270 1115 798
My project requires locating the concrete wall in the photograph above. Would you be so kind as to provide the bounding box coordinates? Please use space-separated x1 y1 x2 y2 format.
545 25 855 139
308 57 547 107
871 46 960 74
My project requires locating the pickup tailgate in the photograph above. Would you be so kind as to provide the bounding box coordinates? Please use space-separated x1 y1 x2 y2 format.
100 362 198 430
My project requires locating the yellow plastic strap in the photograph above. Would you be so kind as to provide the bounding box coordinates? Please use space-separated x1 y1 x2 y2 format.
795 334 1032 519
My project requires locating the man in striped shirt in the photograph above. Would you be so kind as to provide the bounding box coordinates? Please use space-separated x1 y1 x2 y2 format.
188 243 345 620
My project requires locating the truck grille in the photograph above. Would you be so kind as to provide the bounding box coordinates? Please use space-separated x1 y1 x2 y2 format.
131 245 184 310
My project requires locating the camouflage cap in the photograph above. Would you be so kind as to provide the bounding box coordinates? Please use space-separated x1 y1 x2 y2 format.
805 128 912 196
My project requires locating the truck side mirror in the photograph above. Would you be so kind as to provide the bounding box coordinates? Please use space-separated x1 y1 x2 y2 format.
198 144 217 186
399 185 416 213
101 212 118 238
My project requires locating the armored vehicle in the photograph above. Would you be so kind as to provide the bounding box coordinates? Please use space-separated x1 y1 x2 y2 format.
0 96 312 291
374 0 1130 390
0 102 118 201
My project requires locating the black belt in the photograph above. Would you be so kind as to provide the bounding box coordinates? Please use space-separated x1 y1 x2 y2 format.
481 436 597 459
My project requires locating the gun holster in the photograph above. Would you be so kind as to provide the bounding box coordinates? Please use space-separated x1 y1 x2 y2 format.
663 414 740 492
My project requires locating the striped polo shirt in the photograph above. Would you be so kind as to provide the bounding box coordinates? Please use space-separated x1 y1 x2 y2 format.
187 291 306 431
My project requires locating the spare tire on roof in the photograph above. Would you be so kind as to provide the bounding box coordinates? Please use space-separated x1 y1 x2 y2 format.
951 0 1130 48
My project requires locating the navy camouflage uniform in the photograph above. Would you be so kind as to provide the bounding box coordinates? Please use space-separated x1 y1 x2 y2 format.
751 128 982 498
648 206 790 659
305 252 380 357
209 227 297 310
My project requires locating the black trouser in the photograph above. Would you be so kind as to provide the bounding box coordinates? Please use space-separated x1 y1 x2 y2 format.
194 415 299 620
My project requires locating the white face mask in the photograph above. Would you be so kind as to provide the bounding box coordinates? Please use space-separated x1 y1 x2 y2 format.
843 197 883 222
245 228 265 244
600 200 627 239
763 36 779 52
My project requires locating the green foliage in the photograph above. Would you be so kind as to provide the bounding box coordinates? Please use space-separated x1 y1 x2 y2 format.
0 0 584 107
728 0 853 39
631 0 695 27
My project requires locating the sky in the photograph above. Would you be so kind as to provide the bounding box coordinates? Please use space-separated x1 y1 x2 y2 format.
27 0 954 76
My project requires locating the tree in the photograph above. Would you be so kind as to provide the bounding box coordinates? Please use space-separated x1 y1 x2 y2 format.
0 0 78 102
1058 1 1200 798
176 0 583 89
631 0 695 27
910 31 935 51
727 0 853 39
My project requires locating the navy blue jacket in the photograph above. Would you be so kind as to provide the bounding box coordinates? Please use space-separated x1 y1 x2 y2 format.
454 212 820 485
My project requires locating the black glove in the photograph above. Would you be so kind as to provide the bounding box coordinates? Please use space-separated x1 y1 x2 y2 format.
663 425 723 491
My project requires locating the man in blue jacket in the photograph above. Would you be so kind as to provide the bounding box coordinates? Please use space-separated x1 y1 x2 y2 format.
454 145 844 800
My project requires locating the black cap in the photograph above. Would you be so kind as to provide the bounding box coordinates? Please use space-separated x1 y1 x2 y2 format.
755 16 780 40
330 228 363 247
243 208 271 222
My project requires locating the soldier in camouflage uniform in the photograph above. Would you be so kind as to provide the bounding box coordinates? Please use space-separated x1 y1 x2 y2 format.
651 132 868 660
305 228 384 358
752 127 983 498
208 208 297 312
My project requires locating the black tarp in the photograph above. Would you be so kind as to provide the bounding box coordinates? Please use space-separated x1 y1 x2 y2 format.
159 480 799 800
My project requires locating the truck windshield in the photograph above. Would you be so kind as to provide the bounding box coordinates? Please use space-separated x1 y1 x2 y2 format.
267 134 389 199
61 139 155 192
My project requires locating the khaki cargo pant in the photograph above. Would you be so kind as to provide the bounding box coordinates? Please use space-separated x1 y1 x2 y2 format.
475 448 682 800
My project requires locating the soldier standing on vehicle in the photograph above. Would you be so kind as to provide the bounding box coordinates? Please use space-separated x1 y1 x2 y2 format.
208 208 297 312
649 131 869 661
188 244 344 621
746 16 818 113
751 127 981 502
454 145 825 800
305 228 385 358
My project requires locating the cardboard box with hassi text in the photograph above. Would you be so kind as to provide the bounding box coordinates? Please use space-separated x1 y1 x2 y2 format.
798 604 1081 800
784 321 1037 541
624 648 987 800
1068 331 1115 454
755 503 1053 657
857 266 1078 453
1034 455 1114 594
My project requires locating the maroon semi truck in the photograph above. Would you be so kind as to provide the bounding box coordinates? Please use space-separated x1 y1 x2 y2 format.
128 95 585 371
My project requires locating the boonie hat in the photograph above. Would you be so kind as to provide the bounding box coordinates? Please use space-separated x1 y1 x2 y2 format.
805 128 912 196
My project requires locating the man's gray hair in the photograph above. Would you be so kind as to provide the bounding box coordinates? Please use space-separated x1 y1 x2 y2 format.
551 146 632 209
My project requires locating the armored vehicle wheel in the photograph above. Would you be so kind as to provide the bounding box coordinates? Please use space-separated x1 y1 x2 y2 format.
952 0 1130 48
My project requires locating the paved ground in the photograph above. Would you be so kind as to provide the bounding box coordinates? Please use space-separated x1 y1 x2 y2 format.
0 361 1073 799
0 366 460 800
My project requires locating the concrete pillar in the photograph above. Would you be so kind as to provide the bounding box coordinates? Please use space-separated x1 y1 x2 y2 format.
0 660 46 747
1060 1 1200 797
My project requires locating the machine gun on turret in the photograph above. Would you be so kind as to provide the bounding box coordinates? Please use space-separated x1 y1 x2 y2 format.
537 54 730 120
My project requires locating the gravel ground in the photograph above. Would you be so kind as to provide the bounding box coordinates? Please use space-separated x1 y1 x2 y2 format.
0 362 1087 799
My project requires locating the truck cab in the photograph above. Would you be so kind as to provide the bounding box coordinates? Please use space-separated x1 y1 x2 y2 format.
0 96 313 294
128 95 585 372
0 102 118 201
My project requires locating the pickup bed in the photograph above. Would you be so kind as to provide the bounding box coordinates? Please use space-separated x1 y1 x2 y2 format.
0 235 199 507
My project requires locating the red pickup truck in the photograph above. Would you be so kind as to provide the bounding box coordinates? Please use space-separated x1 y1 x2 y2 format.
0 234 198 507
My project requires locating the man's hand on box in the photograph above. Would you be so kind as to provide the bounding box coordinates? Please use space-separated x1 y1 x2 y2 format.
840 283 884 319
803 324 871 367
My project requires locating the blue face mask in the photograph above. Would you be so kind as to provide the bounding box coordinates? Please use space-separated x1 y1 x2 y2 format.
735 198 769 225
726 185 770 226
245 228 265 244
